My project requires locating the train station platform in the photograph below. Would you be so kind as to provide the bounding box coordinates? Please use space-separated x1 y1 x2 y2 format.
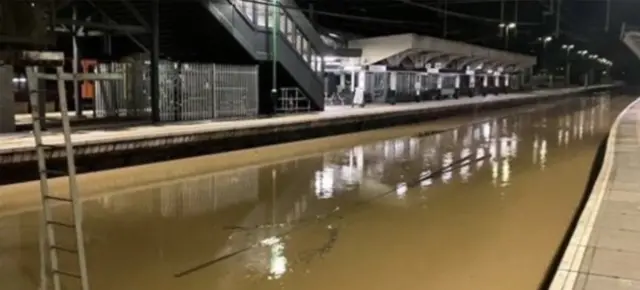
0 85 614 172
551 96 640 289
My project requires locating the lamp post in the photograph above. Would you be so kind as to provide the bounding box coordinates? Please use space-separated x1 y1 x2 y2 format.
561 44 574 85
537 36 553 73
499 22 517 49
586 54 599 86
577 50 589 86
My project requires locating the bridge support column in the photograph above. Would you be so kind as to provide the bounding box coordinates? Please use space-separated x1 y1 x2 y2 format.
0 65 15 133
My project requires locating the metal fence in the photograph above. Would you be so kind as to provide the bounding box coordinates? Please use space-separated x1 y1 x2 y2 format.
94 62 149 118
157 62 259 122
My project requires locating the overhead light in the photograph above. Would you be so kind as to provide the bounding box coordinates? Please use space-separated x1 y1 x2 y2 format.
507 23 516 29
543 36 552 42
499 23 506 28
323 56 337 62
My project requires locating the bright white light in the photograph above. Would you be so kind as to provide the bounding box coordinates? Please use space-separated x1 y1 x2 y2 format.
12 77 26 84
544 36 552 42
507 22 516 29
323 56 337 62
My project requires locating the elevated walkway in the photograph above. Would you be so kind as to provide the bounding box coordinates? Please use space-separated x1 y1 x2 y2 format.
348 33 536 72
551 96 640 290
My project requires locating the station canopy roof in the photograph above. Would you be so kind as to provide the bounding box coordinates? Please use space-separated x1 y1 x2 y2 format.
348 33 537 73
622 26 640 61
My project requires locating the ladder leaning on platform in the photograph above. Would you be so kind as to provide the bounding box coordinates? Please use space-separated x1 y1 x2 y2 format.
25 63 90 290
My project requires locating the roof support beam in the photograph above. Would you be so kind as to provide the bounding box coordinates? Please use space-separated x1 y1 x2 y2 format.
55 19 147 34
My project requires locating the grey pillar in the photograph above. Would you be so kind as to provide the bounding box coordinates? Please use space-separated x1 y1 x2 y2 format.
0 65 15 133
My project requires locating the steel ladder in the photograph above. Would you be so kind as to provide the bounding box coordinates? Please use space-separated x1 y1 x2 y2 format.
26 66 90 290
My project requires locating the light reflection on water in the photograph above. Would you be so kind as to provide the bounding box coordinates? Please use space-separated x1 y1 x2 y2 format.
90 98 612 220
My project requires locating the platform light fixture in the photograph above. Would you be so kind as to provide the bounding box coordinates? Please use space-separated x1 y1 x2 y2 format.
577 50 588 56
500 23 517 49
544 36 553 43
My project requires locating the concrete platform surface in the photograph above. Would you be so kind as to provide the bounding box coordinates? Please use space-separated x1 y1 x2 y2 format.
14 110 95 125
550 96 640 290
0 86 609 155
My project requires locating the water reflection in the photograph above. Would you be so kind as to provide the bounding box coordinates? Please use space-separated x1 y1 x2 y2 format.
88 98 612 220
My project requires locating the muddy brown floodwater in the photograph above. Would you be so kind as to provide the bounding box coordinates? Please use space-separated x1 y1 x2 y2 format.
0 95 633 290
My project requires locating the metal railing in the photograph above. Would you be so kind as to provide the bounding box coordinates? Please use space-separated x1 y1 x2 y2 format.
93 63 146 118
277 87 311 113
156 62 259 122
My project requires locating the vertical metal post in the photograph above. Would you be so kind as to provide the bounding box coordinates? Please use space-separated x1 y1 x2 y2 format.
505 29 509 50
271 0 279 113
565 50 571 85
150 0 160 123
542 41 548 74
500 0 505 22
555 0 562 37
443 0 448 38
513 0 519 37
72 6 81 117
605 0 611 32
499 0 505 37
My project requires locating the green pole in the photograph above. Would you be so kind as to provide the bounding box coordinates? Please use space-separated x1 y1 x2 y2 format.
271 0 279 113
